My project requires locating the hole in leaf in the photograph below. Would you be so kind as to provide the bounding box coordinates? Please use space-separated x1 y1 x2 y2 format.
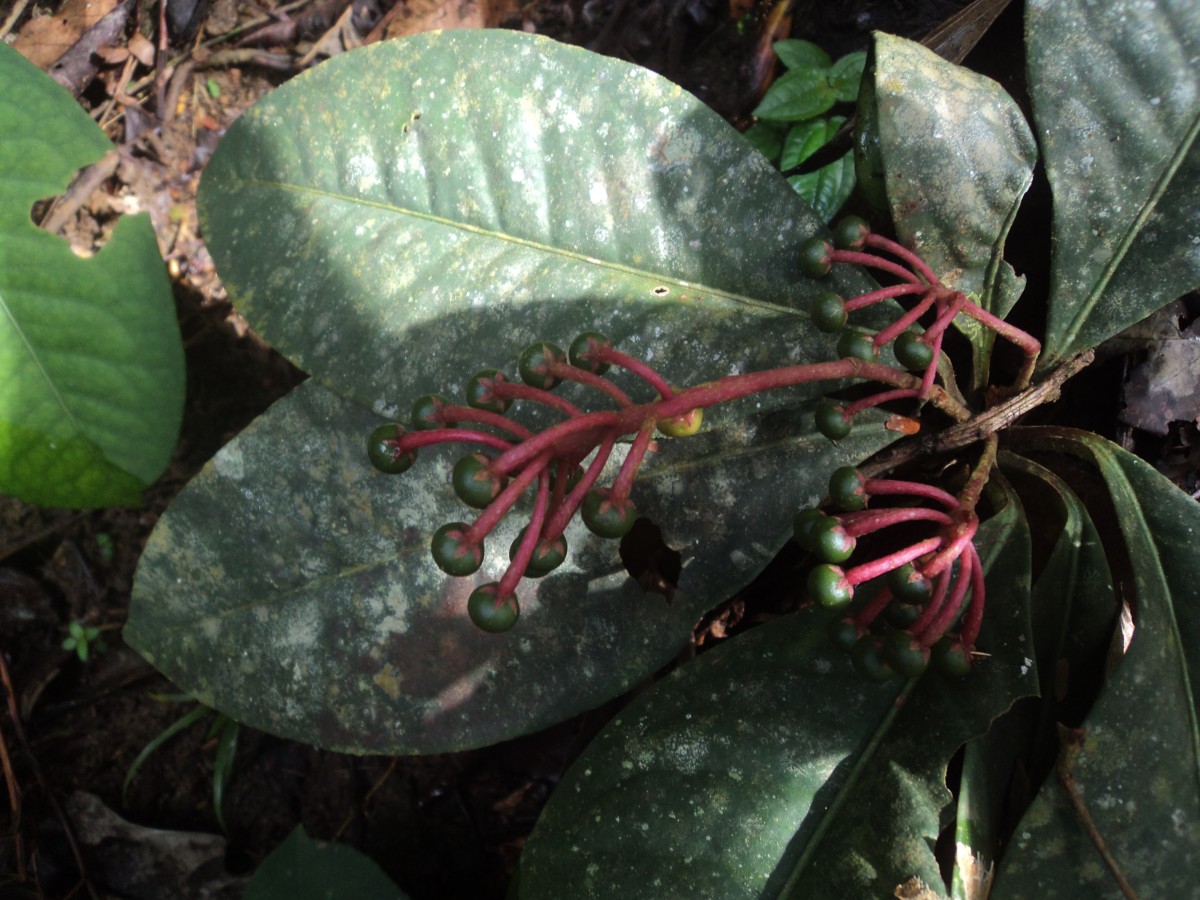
30 149 123 258
619 517 681 603
651 285 670 296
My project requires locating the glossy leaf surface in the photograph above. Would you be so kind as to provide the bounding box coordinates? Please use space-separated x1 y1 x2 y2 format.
0 44 183 506
863 34 1035 387
127 380 897 753
1029 0 1200 366
783 118 855 222
519 498 1035 899
994 430 1200 898
197 29 877 419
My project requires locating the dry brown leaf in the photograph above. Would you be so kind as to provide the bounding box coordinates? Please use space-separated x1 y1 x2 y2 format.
12 0 120 68
382 0 518 41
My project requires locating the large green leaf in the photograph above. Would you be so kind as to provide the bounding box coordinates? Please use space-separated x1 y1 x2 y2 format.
126 380 896 754
517 495 1035 899
993 430 1200 897
0 43 184 507
196 29 878 419
863 34 1036 389
1029 0 1200 366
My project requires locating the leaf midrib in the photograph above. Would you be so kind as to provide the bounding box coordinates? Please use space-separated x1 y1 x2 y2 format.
1053 109 1200 359
227 176 810 318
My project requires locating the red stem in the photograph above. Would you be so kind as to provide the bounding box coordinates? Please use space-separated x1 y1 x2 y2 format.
498 467 551 595
831 248 924 285
853 585 895 630
842 388 921 418
864 479 960 509
921 516 979 578
609 422 657 501
872 290 938 346
838 507 953 538
864 233 942 286
494 380 583 417
491 411 622 477
398 428 513 454
593 345 675 399
466 452 552 545
914 549 974 645
543 431 619 541
845 536 943 586
908 566 954 636
547 361 633 407
959 542 987 647
441 406 534 439
843 282 929 313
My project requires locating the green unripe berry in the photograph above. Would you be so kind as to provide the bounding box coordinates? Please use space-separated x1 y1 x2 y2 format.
932 638 973 677
581 488 637 539
452 452 507 509
831 215 870 250
894 331 934 371
367 424 416 474
828 466 867 512
568 332 612 374
809 291 848 333
884 598 923 629
815 401 853 441
808 564 854 610
836 329 877 361
465 368 511 413
812 516 856 564
431 523 483 576
827 617 861 653
518 341 567 390
510 527 568 578
883 631 931 678
467 584 520 633
888 563 933 605
851 635 896 682
793 508 828 552
411 394 453 431
799 235 835 278
657 408 703 438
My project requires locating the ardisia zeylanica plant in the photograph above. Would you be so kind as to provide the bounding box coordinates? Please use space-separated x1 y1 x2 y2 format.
127 5 1199 897
367 224 1037 686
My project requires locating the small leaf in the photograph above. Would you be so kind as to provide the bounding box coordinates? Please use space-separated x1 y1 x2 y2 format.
245 826 407 900
829 51 867 103
783 118 855 222
753 68 839 123
0 43 183 507
772 39 832 72
863 33 1036 388
1029 0 1200 366
741 122 784 163
992 429 1200 898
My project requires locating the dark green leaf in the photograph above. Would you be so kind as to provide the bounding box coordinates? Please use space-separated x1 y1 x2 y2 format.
772 39 832 72
244 826 407 900
0 43 184 507
783 118 855 222
741 122 784 163
829 51 867 103
518 493 1035 899
753 68 839 123
993 430 1200 898
126 381 898 754
864 33 1036 389
197 30 875 415
1029 0 1200 366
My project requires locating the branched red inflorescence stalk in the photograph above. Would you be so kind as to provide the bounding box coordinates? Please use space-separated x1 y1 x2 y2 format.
367 220 1036 668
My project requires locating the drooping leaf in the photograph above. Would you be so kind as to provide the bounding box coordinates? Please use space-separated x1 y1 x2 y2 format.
244 826 407 900
1029 0 1200 366
993 429 1200 898
863 33 1036 388
829 52 867 103
0 43 183 507
518 492 1035 899
196 30 877 419
126 379 897 754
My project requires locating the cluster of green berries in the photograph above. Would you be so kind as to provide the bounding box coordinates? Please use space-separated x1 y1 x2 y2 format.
800 216 1042 442
796 465 984 679
368 332 705 632
367 221 1036 638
